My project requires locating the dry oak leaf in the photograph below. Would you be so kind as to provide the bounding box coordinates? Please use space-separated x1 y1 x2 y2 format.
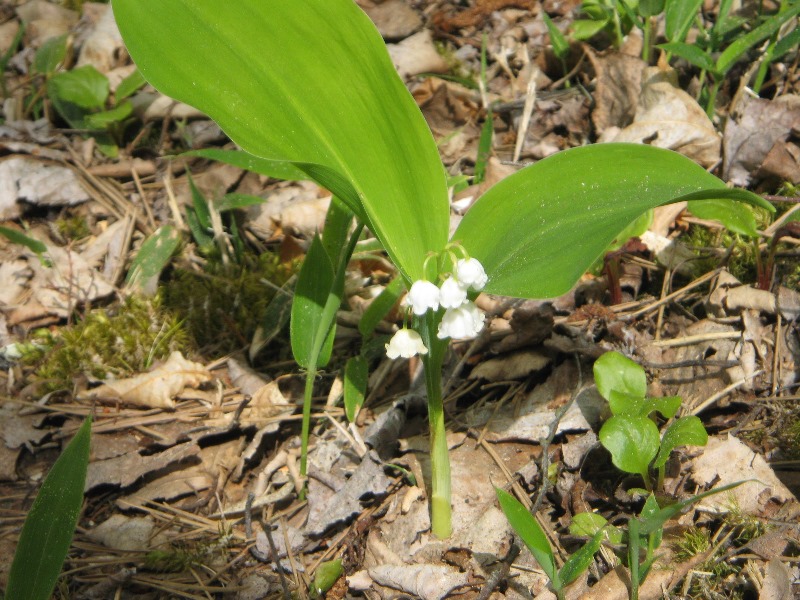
600 64 720 167
80 351 211 409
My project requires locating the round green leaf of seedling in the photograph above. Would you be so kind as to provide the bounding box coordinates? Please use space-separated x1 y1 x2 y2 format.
608 390 649 417
594 351 647 404
647 395 682 419
599 415 660 483
653 416 708 468
311 558 343 598
570 512 623 545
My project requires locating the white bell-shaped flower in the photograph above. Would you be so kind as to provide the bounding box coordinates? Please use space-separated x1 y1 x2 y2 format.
455 258 488 291
405 280 440 315
437 301 485 339
439 276 467 309
386 328 428 359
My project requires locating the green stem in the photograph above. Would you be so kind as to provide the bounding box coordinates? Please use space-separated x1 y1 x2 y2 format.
642 17 652 63
420 313 452 538
705 79 721 119
628 518 640 600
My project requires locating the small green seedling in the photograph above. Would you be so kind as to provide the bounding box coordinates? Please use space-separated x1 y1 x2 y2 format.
571 482 747 600
30 35 146 156
496 488 605 600
114 0 772 538
5 417 92 600
594 351 708 491
660 1 800 114
570 0 666 61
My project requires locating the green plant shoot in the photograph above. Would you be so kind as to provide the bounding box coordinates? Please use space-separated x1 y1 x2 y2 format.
496 488 604 600
594 351 708 490
113 0 771 538
6 417 92 600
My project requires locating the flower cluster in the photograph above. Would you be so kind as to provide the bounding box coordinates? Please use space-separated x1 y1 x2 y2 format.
385 257 488 359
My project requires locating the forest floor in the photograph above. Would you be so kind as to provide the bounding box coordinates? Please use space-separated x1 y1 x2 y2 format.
1 0 800 599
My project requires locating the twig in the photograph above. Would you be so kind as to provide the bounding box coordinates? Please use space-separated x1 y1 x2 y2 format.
649 331 742 348
532 354 583 514
691 370 764 415
244 493 291 600
476 540 520 600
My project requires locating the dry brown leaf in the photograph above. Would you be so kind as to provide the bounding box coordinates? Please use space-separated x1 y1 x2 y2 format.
387 30 448 79
15 0 78 46
723 94 800 187
368 564 466 600
85 441 200 491
76 4 124 74
0 157 88 219
80 351 211 409
362 0 422 40
469 350 551 381
692 434 795 516
600 65 720 167
760 558 794 600
87 514 170 552
589 51 646 134
466 361 591 441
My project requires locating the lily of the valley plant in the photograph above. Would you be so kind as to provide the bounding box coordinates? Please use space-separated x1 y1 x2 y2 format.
114 0 772 538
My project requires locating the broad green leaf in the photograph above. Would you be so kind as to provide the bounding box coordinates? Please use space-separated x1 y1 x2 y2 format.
33 34 67 75
716 3 800 76
359 276 405 337
665 0 703 43
183 149 309 182
495 488 558 585
84 100 133 128
657 41 716 72
638 0 665 18
125 225 181 293
47 65 108 110
570 18 610 40
653 415 707 468
594 351 647 402
455 144 771 298
115 68 146 101
687 198 759 237
607 209 652 252
344 355 368 422
599 416 660 482
113 0 450 281
291 235 336 369
6 417 91 600
558 528 605 586
570 512 623 545
321 197 355 267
